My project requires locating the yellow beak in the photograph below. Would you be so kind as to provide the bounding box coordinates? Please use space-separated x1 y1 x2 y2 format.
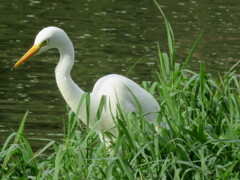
11 44 41 70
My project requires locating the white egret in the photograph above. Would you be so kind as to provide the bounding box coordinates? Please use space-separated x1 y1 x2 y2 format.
12 27 160 143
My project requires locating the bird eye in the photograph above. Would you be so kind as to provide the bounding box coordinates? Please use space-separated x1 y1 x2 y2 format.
43 39 49 45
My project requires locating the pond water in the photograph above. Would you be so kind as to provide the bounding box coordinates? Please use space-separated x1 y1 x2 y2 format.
0 0 239 148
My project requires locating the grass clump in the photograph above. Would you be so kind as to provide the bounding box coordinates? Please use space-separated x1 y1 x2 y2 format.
1 1 240 179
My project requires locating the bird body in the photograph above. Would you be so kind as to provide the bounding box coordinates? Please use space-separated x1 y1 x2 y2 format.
12 27 160 143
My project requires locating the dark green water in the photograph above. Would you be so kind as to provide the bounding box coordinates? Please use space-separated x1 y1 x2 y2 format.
0 0 239 147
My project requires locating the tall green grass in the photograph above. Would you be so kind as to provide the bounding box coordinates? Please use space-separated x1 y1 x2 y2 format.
1 1 240 179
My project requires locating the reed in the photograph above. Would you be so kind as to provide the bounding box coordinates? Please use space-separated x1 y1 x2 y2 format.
1 1 240 179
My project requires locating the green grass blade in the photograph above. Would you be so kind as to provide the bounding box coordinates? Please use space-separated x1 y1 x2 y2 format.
182 31 204 70
14 111 28 144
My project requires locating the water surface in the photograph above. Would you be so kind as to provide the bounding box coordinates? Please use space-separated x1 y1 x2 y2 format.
0 0 239 147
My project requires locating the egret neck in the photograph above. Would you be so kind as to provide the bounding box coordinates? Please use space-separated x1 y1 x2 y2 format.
55 38 84 113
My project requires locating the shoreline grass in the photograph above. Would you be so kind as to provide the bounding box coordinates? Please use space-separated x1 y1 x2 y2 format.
1 1 240 179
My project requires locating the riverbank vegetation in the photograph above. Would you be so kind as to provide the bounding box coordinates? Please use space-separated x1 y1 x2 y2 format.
1 1 240 179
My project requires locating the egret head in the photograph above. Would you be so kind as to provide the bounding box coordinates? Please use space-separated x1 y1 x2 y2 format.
12 26 68 70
